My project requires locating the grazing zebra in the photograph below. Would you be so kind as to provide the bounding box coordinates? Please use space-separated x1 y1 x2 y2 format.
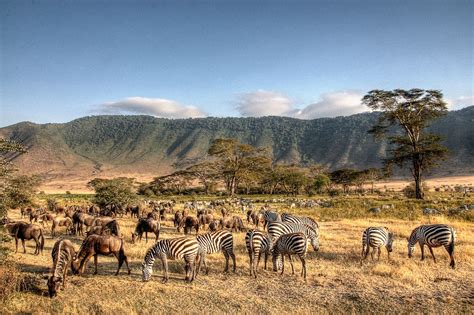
47 239 76 298
361 227 394 261
272 232 308 280
142 237 200 283
281 213 319 232
407 224 456 269
259 209 281 229
196 230 236 275
267 221 319 251
245 230 274 278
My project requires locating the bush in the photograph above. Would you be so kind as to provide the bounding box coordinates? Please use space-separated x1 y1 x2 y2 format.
402 182 429 198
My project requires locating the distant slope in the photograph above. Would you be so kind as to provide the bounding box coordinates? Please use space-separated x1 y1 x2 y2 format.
1 107 473 185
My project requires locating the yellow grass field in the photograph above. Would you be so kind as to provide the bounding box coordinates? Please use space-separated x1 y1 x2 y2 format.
1 199 473 314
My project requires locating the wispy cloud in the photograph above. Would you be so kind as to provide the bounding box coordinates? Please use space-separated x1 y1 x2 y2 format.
235 90 368 119
446 95 473 110
236 90 294 117
98 97 206 119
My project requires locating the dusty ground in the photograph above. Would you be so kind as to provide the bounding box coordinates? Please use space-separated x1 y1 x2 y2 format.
1 201 473 314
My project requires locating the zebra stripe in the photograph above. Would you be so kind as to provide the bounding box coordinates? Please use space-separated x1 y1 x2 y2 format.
245 230 273 278
142 237 199 283
259 209 281 228
272 232 308 280
48 239 75 297
407 224 456 269
281 213 319 232
267 221 319 251
196 230 236 274
361 227 393 261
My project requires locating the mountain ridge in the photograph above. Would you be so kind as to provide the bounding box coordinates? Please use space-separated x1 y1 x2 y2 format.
1 107 473 186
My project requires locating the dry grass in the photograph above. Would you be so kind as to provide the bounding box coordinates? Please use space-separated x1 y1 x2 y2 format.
1 201 473 314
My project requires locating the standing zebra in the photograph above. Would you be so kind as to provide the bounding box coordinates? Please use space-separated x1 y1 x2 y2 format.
142 237 199 283
196 230 236 275
407 224 456 269
259 209 281 229
245 230 274 278
281 213 319 232
361 227 394 261
47 239 76 298
267 221 319 251
272 232 308 280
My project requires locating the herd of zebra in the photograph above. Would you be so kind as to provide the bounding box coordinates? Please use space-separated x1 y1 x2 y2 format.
2 205 457 298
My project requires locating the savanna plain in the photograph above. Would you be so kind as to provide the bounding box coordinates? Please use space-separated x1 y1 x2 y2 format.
1 192 473 314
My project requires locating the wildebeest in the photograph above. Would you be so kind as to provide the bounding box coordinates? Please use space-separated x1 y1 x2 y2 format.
247 210 263 228
72 235 131 276
131 217 160 243
72 212 96 236
51 217 73 237
47 239 76 298
219 216 245 232
37 213 55 227
5 221 44 255
198 213 214 229
179 216 200 235
208 220 220 232
174 211 183 228
126 205 141 218
87 220 121 237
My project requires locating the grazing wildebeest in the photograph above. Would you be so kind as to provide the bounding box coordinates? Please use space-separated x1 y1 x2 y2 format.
51 217 73 237
47 239 76 298
219 216 245 232
72 212 96 236
198 213 214 230
174 211 183 229
72 235 131 276
131 217 160 243
179 216 200 235
208 220 220 232
87 220 121 237
220 207 229 218
37 213 55 227
5 221 44 255
126 205 141 218
247 210 263 228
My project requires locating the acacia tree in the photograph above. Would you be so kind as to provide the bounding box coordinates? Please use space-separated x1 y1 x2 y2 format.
183 161 219 194
362 89 448 199
208 138 271 196
88 177 137 209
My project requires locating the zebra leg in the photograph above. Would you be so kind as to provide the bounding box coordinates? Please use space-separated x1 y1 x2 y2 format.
231 251 236 273
288 254 294 274
300 256 306 280
377 247 381 261
387 248 390 260
280 255 285 275
223 251 229 273
447 243 455 269
161 255 169 283
428 246 436 263
264 252 268 270
249 251 254 277
420 244 425 261
256 252 262 269
370 247 375 261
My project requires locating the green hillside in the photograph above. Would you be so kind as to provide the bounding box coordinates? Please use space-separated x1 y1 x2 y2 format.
1 107 472 182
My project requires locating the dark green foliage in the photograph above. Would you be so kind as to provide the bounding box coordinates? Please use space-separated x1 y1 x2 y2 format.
88 177 137 209
363 89 450 199
2 175 42 209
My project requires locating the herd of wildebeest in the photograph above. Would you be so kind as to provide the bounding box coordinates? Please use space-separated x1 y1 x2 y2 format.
1 198 458 298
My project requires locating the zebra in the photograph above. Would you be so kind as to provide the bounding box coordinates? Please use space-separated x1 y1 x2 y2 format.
47 239 76 298
272 232 308 280
267 221 319 251
281 213 319 232
141 237 200 283
407 224 456 269
259 209 281 229
361 227 394 261
196 230 236 275
245 230 274 278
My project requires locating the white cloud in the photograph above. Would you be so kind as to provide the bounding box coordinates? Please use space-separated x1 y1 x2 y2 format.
235 90 368 119
446 95 473 110
98 97 206 119
236 90 294 117
294 91 367 119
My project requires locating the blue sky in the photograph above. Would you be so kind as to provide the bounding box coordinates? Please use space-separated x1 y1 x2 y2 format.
1 0 472 126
